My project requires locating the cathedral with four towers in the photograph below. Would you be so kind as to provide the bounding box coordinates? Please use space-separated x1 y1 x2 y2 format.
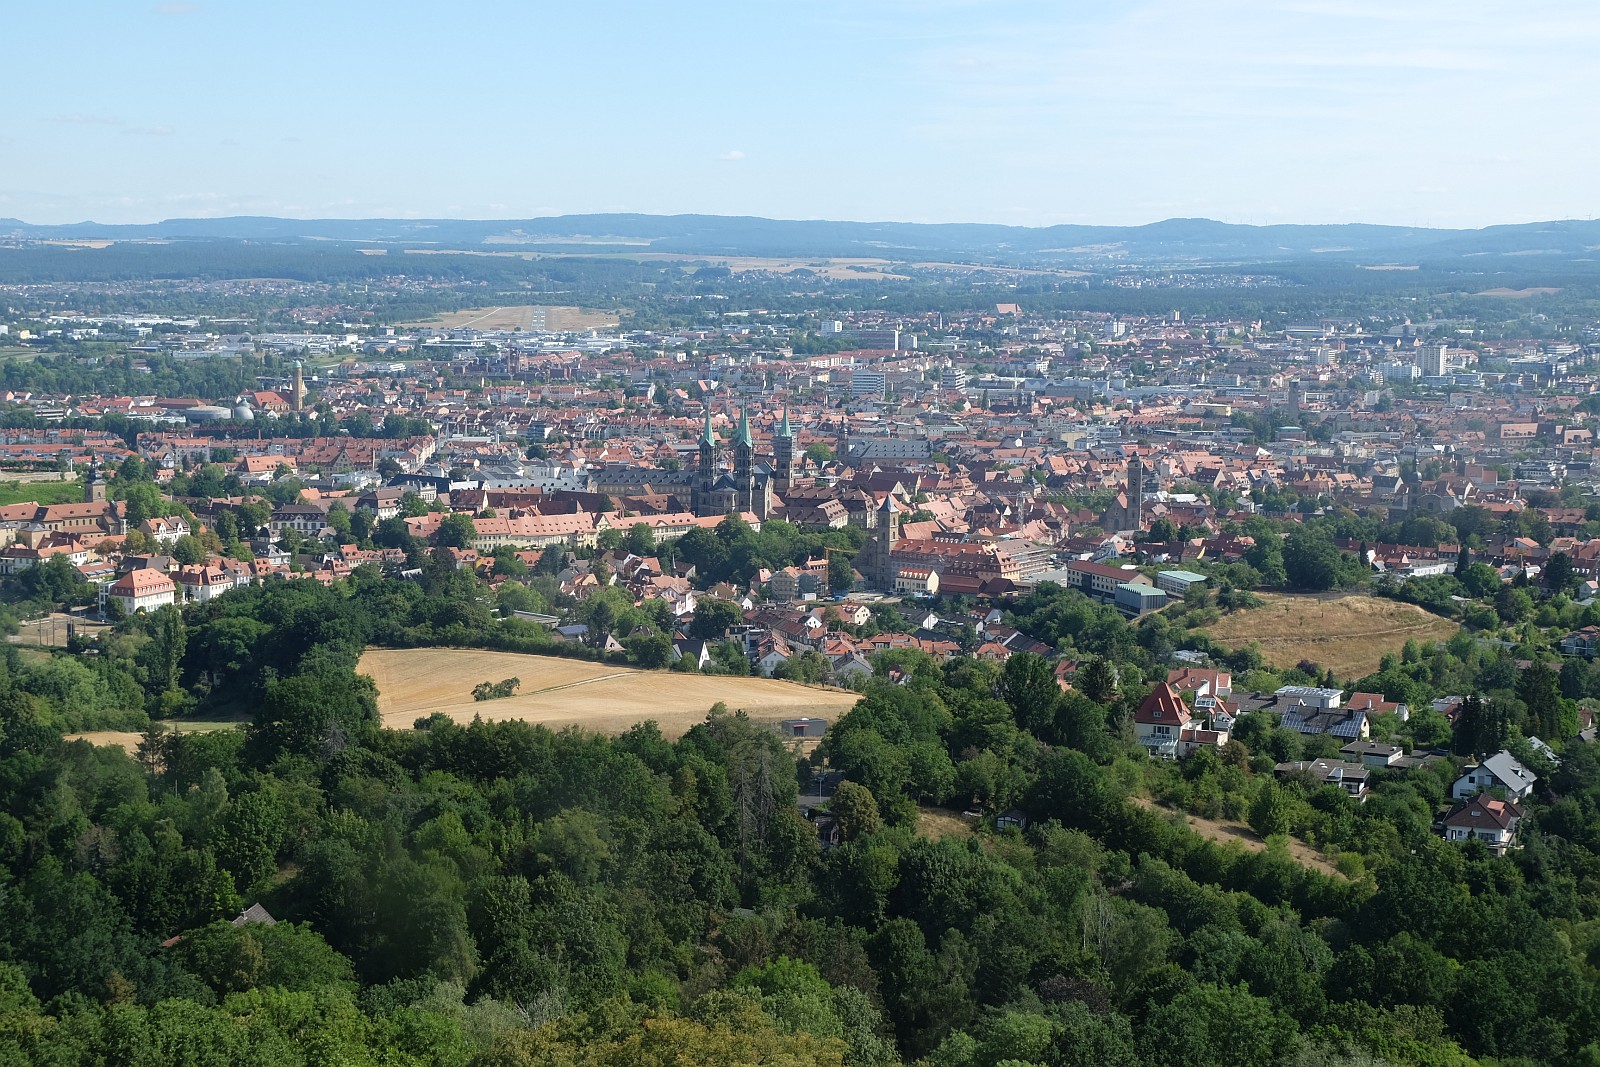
690 407 796 521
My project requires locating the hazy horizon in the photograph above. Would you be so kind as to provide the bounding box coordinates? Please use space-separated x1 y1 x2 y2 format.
3 209 1596 234
6 1 1598 229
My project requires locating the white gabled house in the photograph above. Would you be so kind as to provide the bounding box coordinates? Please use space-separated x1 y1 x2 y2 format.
1451 750 1537 802
140 515 190 547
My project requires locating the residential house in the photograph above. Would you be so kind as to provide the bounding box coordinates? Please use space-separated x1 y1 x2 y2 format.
829 653 875 683
1168 667 1233 700
1442 796 1525 854
1340 741 1407 769
1274 685 1342 709
754 634 795 676
140 515 190 547
1561 625 1600 658
671 639 715 670
1338 740 1445 772
1275 757 1371 801
0 536 89 576
355 486 408 520
1279 705 1370 740
173 563 246 603
1134 682 1229 759
894 566 940 596
270 503 330 540
1346 691 1409 722
1452 750 1537 802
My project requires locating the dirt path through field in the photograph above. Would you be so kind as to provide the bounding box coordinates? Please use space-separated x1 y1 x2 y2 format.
526 671 634 696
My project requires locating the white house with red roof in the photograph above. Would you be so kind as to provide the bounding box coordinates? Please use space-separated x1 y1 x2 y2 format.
173 563 249 603
139 515 190 547
103 567 177 614
1135 682 1230 760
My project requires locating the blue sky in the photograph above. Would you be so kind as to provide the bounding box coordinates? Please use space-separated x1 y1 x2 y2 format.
4 1 1597 227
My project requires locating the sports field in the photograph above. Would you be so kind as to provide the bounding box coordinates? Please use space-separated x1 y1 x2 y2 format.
359 647 860 736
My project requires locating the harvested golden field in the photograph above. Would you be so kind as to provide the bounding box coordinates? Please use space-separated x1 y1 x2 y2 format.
1200 592 1458 679
406 304 621 331
638 254 907 279
359 648 860 736
65 721 241 753
1475 287 1562 298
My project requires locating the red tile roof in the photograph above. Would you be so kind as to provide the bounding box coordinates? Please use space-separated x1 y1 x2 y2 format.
1135 682 1192 726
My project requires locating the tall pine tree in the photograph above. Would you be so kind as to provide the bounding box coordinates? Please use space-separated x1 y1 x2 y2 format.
1518 661 1563 740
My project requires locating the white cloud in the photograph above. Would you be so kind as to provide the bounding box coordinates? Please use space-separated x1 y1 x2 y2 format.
718 149 746 161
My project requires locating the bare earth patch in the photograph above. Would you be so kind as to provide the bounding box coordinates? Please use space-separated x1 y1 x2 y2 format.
1475 287 1562 298
916 807 979 841
1132 796 1341 877
9 613 108 648
359 648 860 737
1200 592 1458 679
406 305 621 332
65 721 241 753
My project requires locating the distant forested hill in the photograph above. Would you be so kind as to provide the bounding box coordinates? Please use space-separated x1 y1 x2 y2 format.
6 213 1600 267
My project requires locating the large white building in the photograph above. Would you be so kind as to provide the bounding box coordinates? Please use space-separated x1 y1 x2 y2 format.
1417 344 1450 377
849 370 888 398
103 568 177 614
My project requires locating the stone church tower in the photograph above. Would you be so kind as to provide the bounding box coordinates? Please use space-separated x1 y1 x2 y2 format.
1126 453 1145 528
858 495 900 591
773 407 796 494
734 408 756 515
694 408 719 515
84 455 107 503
